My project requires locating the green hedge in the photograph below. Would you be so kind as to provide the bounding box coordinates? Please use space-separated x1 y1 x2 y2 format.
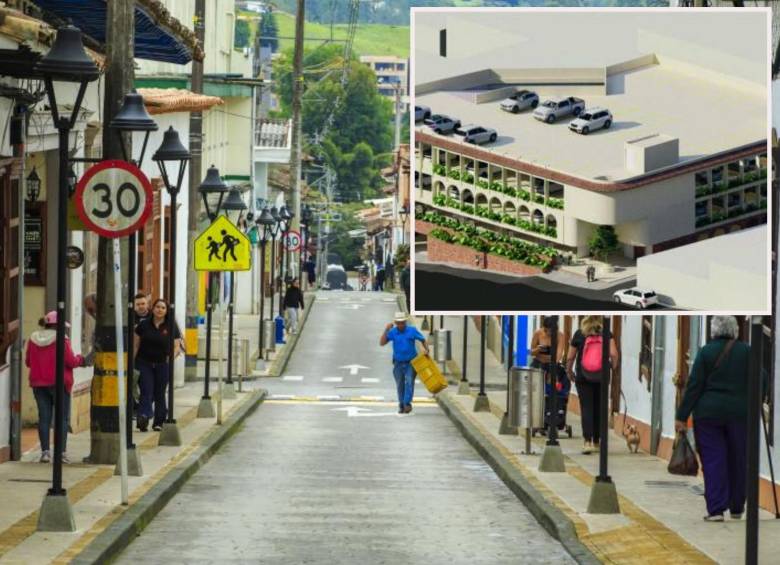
432 193 557 238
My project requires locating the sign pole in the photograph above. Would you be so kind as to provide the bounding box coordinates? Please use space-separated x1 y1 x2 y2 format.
217 272 225 425
112 238 129 505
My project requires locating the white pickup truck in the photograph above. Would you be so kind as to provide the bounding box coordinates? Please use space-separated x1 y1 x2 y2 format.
533 96 585 124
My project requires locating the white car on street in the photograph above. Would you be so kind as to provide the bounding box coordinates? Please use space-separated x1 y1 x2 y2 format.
613 287 659 309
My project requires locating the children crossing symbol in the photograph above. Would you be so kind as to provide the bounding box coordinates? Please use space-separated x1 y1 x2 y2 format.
194 215 252 271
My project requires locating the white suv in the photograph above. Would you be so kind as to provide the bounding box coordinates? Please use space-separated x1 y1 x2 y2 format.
569 107 612 135
613 287 658 309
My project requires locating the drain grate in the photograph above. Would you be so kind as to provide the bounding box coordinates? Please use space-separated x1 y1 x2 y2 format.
644 480 691 488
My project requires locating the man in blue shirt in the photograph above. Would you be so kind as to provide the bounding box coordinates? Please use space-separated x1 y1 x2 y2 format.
380 312 429 414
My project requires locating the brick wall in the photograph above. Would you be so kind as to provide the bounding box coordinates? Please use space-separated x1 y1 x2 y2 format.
414 219 436 236
427 237 544 276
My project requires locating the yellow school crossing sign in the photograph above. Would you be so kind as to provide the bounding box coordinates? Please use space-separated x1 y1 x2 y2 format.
194 215 252 271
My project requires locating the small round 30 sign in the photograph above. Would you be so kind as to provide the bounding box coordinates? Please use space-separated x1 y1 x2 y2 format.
74 160 153 239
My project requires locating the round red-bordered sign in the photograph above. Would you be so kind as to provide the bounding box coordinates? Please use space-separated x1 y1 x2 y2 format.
282 229 302 252
74 160 153 239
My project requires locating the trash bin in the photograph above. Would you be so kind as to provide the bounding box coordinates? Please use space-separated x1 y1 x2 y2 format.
512 366 545 430
275 315 286 345
263 319 275 352
433 329 452 363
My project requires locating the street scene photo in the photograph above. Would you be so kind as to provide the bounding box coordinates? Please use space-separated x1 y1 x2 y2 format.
412 9 770 312
0 1 779 564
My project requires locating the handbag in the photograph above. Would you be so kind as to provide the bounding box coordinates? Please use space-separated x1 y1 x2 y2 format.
668 432 699 476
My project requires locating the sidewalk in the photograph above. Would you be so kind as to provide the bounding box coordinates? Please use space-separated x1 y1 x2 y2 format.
0 304 315 564
439 344 780 564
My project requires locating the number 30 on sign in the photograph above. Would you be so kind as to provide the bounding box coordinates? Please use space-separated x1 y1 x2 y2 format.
74 160 153 239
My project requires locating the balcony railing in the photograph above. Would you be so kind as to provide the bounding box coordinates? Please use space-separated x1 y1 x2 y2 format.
255 118 291 149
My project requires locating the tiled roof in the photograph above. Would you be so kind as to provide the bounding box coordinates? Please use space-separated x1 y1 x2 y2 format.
137 88 224 115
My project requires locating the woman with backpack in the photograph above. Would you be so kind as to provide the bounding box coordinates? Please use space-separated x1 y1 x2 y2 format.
566 316 618 454
675 316 749 522
26 311 88 463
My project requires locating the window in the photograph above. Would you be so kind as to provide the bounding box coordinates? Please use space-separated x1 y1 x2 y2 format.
695 171 709 187
559 100 569 108
439 29 447 57
0 161 21 362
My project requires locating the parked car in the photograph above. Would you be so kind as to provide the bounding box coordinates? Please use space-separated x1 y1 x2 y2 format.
533 96 585 123
454 124 498 145
324 264 348 290
424 114 461 134
415 105 432 122
613 287 659 309
500 90 539 113
569 107 613 135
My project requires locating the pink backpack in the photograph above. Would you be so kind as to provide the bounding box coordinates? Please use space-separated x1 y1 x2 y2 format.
581 334 603 381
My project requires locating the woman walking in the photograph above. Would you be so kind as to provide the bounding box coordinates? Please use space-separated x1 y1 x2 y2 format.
283 278 305 334
26 311 87 463
134 299 182 432
567 316 618 454
530 316 566 368
675 315 749 522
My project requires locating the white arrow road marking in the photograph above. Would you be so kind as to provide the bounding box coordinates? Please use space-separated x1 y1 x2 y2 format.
319 297 330 301
322 377 343 383
282 376 304 381
340 364 370 376
331 406 400 418
361 377 379 383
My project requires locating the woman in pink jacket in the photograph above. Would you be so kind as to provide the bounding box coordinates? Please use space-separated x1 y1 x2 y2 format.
26 311 86 464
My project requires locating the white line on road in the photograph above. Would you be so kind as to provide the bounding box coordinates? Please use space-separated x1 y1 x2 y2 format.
282 376 304 381
361 377 380 383
331 406 401 418
317 395 342 401
322 377 343 383
358 395 385 401
269 394 296 400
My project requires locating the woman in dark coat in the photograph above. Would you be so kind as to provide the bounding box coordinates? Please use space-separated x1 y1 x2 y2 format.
675 315 749 522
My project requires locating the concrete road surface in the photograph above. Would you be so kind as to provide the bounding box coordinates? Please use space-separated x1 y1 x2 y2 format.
116 290 574 564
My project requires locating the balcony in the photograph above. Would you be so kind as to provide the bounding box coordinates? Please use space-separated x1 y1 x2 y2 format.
254 118 291 163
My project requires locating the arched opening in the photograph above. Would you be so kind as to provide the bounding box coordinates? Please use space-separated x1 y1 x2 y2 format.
490 197 502 214
546 215 557 229
462 189 474 205
447 185 460 200
532 209 544 225
476 193 488 208
434 180 445 197
519 206 530 221
504 201 516 216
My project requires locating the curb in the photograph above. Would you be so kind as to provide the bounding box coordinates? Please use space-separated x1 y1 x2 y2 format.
266 294 317 377
71 389 268 565
436 392 600 565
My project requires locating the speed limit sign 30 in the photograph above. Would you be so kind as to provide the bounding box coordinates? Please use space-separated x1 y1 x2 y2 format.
74 160 153 238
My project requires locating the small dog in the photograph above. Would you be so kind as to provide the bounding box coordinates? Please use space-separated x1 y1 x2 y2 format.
625 424 641 454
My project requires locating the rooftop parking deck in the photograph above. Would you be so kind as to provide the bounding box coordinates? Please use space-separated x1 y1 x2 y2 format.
415 61 767 183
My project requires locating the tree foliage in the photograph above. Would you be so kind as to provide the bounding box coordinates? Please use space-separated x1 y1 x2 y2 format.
588 225 620 261
235 19 251 49
273 44 393 202
259 10 279 52
323 203 370 269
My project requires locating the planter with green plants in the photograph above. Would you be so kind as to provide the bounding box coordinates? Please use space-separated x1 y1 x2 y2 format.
433 164 446 176
695 186 711 198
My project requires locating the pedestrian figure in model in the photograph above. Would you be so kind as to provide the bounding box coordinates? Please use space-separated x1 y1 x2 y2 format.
379 312 429 414
675 315 750 522
134 299 182 432
283 278 305 334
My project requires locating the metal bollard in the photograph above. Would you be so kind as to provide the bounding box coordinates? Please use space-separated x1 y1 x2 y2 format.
513 366 545 454
433 328 452 375
263 319 275 355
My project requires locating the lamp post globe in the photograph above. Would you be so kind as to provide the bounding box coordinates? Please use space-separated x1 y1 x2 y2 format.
198 165 229 221
109 91 159 166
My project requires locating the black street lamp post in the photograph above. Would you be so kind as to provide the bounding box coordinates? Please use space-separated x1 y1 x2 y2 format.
399 205 409 245
221 187 247 393
35 24 99 532
152 127 190 446
108 90 159 474
278 204 292 317
256 207 275 357
300 204 313 289
196 165 229 417
268 206 281 337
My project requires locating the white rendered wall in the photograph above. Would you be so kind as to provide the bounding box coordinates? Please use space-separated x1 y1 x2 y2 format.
618 316 652 426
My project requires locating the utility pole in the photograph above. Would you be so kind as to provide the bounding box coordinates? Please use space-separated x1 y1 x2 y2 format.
394 84 401 150
88 0 134 464
184 0 206 382
288 0 305 279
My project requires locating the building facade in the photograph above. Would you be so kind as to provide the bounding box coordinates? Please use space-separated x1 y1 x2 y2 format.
360 55 409 114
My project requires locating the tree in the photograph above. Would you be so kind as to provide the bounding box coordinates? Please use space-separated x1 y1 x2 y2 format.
259 10 279 52
588 225 620 262
325 204 369 269
235 19 250 48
